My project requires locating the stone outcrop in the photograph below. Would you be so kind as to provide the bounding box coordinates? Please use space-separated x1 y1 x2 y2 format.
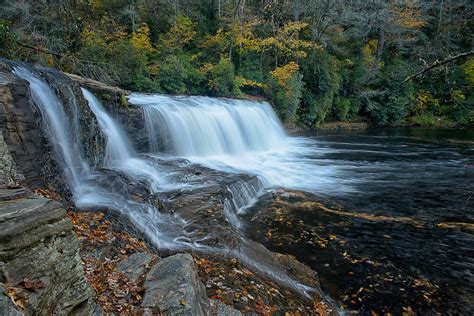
0 63 54 189
117 252 242 315
0 60 107 192
0 189 96 314
38 66 107 169
142 253 209 315
71 75 149 153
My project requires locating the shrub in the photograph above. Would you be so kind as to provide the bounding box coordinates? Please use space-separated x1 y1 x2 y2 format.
157 55 188 94
333 97 351 121
265 62 304 123
406 114 455 128
0 20 16 59
204 58 240 97
300 52 341 126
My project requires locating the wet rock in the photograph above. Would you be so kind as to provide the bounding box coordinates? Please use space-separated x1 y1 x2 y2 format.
73 75 148 153
38 66 107 169
0 189 96 314
142 253 209 315
0 62 54 188
156 163 327 300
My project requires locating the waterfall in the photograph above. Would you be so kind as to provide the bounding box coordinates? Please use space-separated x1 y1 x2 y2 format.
131 94 286 156
13 67 91 197
14 66 190 250
81 88 134 163
13 68 334 306
133 94 348 194
81 88 168 191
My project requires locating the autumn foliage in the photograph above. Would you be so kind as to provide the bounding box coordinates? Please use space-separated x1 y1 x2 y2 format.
0 1 472 126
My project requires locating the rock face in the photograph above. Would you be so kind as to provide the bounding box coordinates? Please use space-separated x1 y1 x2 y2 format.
0 63 54 188
0 131 23 188
142 254 209 315
38 66 107 169
74 80 149 153
0 60 107 192
0 189 96 314
0 69 97 314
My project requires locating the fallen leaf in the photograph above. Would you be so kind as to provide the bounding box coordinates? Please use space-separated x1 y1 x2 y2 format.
21 278 45 291
5 287 28 310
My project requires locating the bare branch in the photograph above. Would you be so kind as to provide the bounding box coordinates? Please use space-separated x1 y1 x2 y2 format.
401 51 474 85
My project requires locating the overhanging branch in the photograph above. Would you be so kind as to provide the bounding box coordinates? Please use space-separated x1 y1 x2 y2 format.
401 51 473 85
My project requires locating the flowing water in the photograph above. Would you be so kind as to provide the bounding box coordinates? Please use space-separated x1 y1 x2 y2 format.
14 67 191 251
13 69 318 303
136 94 285 156
132 94 473 313
241 129 473 314
131 94 348 195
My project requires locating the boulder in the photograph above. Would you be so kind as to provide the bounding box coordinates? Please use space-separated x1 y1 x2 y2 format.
117 252 156 284
142 253 209 315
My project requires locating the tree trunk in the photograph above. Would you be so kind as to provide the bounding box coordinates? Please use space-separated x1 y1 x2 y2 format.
375 28 385 62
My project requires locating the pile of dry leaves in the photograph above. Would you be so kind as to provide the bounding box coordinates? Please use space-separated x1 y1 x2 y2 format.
67 211 150 313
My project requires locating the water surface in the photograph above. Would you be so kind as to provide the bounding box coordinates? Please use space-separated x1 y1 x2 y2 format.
244 128 473 314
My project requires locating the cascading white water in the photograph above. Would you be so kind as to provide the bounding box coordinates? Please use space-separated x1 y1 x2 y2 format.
81 88 134 162
13 67 91 197
81 88 169 192
14 67 194 250
79 91 306 296
132 94 351 195
135 94 286 156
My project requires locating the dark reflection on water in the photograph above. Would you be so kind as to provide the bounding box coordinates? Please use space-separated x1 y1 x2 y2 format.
244 128 474 314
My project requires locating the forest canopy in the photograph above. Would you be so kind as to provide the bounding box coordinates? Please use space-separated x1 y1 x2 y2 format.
0 0 473 127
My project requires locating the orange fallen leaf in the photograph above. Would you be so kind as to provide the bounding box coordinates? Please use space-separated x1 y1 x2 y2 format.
5 287 28 310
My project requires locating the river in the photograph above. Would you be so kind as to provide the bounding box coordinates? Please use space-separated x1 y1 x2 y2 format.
242 128 474 314
130 93 473 313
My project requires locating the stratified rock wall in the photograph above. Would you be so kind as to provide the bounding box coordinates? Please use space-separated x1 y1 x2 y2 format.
0 189 97 314
0 63 53 188
0 60 97 315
